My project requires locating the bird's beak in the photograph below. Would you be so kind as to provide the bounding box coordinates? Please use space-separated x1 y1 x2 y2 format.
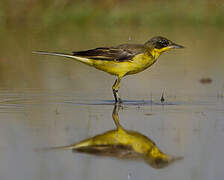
169 43 184 49
167 155 184 164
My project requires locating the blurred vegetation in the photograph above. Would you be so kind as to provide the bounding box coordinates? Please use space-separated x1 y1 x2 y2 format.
0 0 224 33
0 0 223 89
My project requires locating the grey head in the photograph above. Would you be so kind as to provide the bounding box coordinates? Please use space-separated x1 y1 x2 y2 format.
145 36 184 50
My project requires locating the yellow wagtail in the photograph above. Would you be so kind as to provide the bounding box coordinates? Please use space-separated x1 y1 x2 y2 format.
33 36 184 103
43 104 182 168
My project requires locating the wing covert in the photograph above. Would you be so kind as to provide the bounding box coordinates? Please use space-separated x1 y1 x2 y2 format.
72 44 145 62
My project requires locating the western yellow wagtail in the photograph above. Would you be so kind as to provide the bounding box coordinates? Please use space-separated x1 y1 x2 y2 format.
42 104 182 168
33 36 184 103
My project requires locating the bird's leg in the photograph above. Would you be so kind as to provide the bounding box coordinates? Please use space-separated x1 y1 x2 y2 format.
112 103 122 129
112 77 122 103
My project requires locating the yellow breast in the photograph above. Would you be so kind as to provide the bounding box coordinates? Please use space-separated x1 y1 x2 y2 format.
91 52 157 77
126 53 156 75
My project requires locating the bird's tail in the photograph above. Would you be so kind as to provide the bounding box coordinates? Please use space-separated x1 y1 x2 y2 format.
32 51 76 59
35 144 77 152
32 51 93 66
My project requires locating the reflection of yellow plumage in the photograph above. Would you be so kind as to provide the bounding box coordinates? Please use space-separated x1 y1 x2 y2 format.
48 104 182 169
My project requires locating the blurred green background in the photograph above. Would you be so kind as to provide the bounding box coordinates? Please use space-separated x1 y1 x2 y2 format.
0 0 223 94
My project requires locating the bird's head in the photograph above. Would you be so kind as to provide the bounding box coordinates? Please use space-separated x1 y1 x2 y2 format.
146 146 183 169
145 36 184 59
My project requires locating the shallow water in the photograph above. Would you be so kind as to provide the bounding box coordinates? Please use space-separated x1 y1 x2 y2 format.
0 89 223 180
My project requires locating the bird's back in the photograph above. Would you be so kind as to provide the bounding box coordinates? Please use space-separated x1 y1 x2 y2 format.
72 44 146 62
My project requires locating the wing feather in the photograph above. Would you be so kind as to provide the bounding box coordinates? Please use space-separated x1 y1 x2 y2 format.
72 44 145 62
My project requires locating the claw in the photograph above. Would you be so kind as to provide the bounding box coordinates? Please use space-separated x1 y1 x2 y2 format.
118 98 123 104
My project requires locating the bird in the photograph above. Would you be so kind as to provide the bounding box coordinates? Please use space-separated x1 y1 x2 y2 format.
33 36 184 103
40 104 183 169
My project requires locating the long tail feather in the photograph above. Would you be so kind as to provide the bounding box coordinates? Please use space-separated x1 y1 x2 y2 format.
32 51 76 59
35 144 76 152
32 51 93 65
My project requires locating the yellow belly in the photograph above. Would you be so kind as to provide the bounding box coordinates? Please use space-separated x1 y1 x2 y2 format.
91 53 157 78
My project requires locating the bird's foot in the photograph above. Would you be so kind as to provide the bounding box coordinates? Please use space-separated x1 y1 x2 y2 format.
113 90 123 105
118 97 123 104
115 98 123 105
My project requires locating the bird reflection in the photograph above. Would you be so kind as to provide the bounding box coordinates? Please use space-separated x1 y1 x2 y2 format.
49 104 182 169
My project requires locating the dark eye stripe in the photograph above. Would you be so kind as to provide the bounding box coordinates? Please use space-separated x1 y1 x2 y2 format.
155 40 169 49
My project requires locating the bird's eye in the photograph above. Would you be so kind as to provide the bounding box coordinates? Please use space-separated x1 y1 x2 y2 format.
155 40 169 49
160 40 168 47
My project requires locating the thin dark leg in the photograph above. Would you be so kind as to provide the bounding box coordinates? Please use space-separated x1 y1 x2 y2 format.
112 103 122 129
112 77 122 103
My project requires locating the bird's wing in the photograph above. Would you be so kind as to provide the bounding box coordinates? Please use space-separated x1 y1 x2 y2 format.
72 44 146 62
74 144 141 159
